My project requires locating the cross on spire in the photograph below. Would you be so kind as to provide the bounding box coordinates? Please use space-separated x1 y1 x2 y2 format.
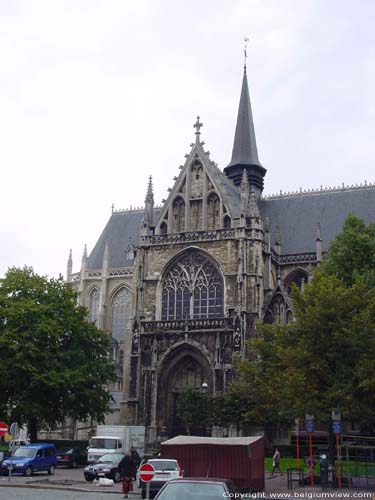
244 36 249 70
193 115 203 142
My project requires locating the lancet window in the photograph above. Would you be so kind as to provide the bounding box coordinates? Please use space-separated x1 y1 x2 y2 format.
88 288 100 326
161 251 223 320
172 197 185 233
111 287 131 342
207 193 220 230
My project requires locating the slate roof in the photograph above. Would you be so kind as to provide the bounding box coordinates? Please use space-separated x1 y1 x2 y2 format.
87 186 375 269
261 186 375 254
87 209 145 269
226 68 262 170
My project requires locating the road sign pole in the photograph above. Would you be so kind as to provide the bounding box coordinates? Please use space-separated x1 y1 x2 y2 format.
336 433 341 488
309 432 314 486
146 481 150 500
295 418 300 467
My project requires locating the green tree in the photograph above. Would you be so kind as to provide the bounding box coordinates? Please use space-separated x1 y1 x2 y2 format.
233 214 375 442
0 267 116 440
211 390 252 434
321 213 375 288
176 387 210 435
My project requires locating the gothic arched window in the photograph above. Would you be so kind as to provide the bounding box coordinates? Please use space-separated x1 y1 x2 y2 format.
207 193 220 230
161 252 223 320
160 221 168 234
172 197 185 233
111 287 131 342
223 214 231 229
285 269 309 295
88 288 100 326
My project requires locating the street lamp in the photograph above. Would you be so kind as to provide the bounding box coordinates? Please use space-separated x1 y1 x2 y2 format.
201 382 208 393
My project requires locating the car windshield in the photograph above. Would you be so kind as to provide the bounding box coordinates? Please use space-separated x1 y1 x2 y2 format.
14 447 36 459
58 448 74 454
98 453 122 463
157 482 226 500
150 460 177 471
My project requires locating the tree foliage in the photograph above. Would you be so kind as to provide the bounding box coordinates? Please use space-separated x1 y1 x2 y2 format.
233 214 375 434
176 387 210 435
0 267 116 438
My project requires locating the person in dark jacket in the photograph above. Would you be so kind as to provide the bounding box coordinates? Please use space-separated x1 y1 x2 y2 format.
130 446 141 468
118 453 137 498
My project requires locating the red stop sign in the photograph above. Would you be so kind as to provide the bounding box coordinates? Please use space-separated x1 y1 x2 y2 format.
139 462 155 482
0 422 8 437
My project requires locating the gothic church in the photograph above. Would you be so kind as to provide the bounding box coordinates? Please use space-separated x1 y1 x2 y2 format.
68 67 375 444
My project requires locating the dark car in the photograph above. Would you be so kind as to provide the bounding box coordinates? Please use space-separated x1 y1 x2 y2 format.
83 452 123 482
57 447 87 468
0 450 10 475
154 477 237 500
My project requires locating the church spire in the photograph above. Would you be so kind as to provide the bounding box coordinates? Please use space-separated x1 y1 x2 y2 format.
141 176 155 236
224 66 266 193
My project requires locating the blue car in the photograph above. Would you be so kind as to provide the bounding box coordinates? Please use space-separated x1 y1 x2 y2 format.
1 443 57 477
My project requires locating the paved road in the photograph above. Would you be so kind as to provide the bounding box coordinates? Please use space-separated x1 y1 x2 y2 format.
0 465 140 496
0 487 126 500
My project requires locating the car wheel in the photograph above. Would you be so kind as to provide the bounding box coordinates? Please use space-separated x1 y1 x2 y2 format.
114 470 121 483
24 466 33 477
48 465 55 475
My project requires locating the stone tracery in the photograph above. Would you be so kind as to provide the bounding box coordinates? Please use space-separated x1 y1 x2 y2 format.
161 252 223 321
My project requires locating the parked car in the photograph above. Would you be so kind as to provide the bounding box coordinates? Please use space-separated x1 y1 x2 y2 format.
57 446 87 468
83 452 123 482
138 458 182 499
154 477 237 500
0 443 57 477
0 450 10 474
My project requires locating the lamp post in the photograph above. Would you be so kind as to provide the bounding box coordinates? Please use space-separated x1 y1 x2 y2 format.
201 383 210 436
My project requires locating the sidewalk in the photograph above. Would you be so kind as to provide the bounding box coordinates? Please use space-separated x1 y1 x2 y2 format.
264 472 374 498
0 472 373 497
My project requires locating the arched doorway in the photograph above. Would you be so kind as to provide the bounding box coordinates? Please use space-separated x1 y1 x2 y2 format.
156 343 213 437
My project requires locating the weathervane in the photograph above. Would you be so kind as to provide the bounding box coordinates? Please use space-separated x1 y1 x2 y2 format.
194 115 203 142
244 36 249 69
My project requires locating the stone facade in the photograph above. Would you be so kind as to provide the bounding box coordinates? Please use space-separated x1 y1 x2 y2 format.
68 68 375 444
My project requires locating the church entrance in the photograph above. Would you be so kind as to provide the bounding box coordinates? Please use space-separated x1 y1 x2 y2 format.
156 344 213 438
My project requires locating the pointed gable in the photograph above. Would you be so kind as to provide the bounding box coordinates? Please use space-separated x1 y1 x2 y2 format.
154 118 240 234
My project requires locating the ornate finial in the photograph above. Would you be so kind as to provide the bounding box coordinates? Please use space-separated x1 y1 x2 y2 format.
244 36 249 70
111 203 114 214
193 116 203 142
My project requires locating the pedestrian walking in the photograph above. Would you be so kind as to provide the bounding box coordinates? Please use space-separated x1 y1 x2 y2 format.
118 452 137 498
130 445 141 468
272 448 283 475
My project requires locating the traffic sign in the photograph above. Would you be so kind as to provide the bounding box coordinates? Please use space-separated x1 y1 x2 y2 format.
332 420 342 434
139 463 155 482
305 414 315 433
4 434 13 443
0 422 8 437
9 423 19 440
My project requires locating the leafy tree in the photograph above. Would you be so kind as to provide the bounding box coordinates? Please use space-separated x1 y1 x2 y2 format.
211 390 252 434
176 387 210 435
0 267 116 440
233 214 375 444
321 213 375 287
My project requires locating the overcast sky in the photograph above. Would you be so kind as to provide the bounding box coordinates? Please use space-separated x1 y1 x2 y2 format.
1 0 375 279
